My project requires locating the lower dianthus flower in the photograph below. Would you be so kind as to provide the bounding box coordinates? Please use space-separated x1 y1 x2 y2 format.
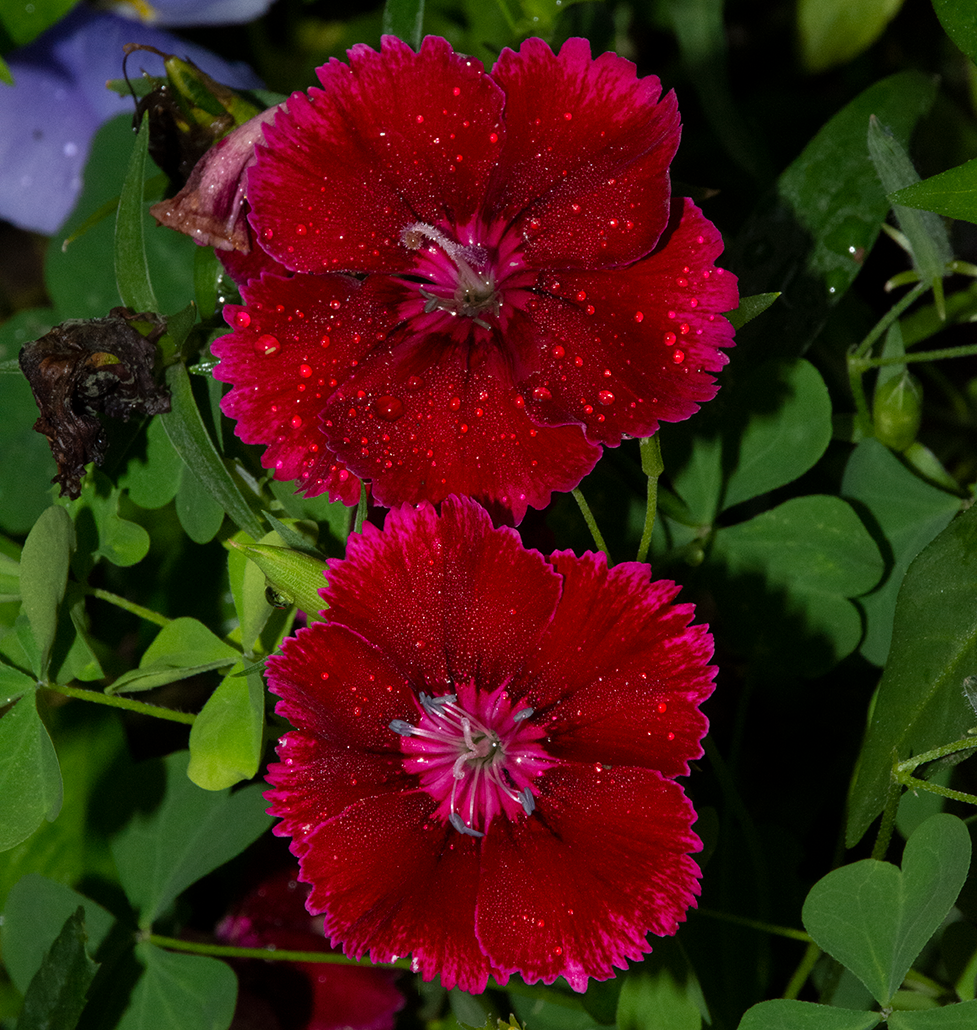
264 496 715 992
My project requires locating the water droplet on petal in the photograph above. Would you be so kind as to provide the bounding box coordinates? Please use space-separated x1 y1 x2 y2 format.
295 223 307 236
533 386 552 401
598 390 614 406
407 376 424 390
634 311 644 323
290 415 302 429
552 344 565 359
299 364 312 378
415 114 424 123
657 702 668 713
375 396 404 421
667 732 675 741
255 334 281 357
489 132 499 143
232 311 251 329
664 331 676 346
449 396 461 412
672 349 685 364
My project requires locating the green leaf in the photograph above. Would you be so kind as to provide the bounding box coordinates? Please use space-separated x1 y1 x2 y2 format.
617 939 707 1030
19 505 74 678
841 438 960 666
109 750 273 925
726 293 780 331
889 1001 977 1029
65 470 151 577
798 0 905 72
115 113 159 313
890 158 977 227
118 415 184 510
803 814 970 1005
0 0 79 45
175 458 227 545
0 707 123 915
268 477 352 546
187 662 265 791
846 504 977 846
381 0 425 49
932 0 977 64
0 662 34 705
737 1000 880 1030
106 616 239 694
0 692 63 851
117 942 237 1030
732 71 936 359
0 55 12 86
667 359 832 525
1 875 115 996
229 541 329 625
15 907 99 1030
710 495 884 677
161 362 263 540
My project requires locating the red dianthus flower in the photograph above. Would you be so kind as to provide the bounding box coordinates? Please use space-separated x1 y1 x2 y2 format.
216 35 738 521
264 496 715 992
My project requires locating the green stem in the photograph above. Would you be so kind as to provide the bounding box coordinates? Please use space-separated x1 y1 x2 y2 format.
783 942 822 1001
87 587 171 627
636 436 664 565
695 907 811 943
858 342 977 367
871 776 902 861
853 280 929 359
899 774 977 807
148 934 409 967
45 684 195 725
571 488 609 558
896 735 977 773
353 482 368 535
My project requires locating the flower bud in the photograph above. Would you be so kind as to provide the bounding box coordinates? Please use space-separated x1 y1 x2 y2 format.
873 371 922 452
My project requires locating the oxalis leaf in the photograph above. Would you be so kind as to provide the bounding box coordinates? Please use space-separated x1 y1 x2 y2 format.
803 814 970 1006
737 999 880 1030
847 503 977 846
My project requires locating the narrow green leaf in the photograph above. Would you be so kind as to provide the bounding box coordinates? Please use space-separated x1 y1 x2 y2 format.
732 71 936 359
19 505 74 678
117 942 237 1030
15 907 99 1030
798 0 905 72
738 1000 880 1030
0 692 63 852
161 362 263 540
115 113 159 313
726 292 780 331
891 158 977 227
804 815 970 1005
381 0 425 50
889 1000 977 1029
847 504 977 846
187 663 265 791
109 751 273 924
1 875 115 997
932 0 977 64
228 541 329 622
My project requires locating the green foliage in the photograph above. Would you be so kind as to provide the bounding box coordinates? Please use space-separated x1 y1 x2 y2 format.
847 506 977 845
616 940 707 1030
797 0 905 73
382 0 426 50
738 1000 881 1030
804 815 970 1006
19 505 73 678
890 160 977 228
115 114 159 315
0 0 79 46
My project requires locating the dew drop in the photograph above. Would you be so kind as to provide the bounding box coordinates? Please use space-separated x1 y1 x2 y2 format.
299 364 312 378
677 277 688 287
295 223 307 236
533 386 552 401
598 390 614 406
575 290 587 302
232 311 251 329
489 132 499 143
320 335 331 348
375 396 404 421
459 423 469 434
634 311 644 323
571 203 581 214
255 334 281 357
586 304 595 315
667 732 675 741
449 396 461 412
415 114 424 123
552 344 565 359
453 86 461 96
406 375 424 390
329 299 342 310
514 394 525 408
672 349 685 364
262 228 274 240
290 415 302 429
663 331 677 346
679 323 690 335
657 702 668 713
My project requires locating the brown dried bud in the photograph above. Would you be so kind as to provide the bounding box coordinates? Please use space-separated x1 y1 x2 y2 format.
19 308 171 499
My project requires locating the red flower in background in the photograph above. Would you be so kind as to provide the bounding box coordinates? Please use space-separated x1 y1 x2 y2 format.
218 866 404 1030
216 35 737 520
264 496 715 993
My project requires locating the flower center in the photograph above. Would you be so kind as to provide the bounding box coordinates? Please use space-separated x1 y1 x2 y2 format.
400 222 501 329
389 684 550 837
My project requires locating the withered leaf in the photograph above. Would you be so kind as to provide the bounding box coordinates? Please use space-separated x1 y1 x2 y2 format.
19 308 171 499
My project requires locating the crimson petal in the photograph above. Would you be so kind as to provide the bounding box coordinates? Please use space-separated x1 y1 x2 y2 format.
477 764 702 990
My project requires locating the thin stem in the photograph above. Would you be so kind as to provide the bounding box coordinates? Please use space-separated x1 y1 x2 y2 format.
45 683 195 725
871 776 902 861
899 774 977 807
636 435 664 565
695 907 811 943
859 342 977 367
783 942 822 1001
896 735 977 773
87 587 171 627
847 352 875 438
148 934 409 967
853 280 929 360
353 482 368 535
571 488 609 558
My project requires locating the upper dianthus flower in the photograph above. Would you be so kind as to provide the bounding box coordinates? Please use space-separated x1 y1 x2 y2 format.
216 35 738 520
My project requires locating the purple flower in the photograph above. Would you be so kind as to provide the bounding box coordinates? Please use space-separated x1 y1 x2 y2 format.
104 0 276 27
0 7 262 234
